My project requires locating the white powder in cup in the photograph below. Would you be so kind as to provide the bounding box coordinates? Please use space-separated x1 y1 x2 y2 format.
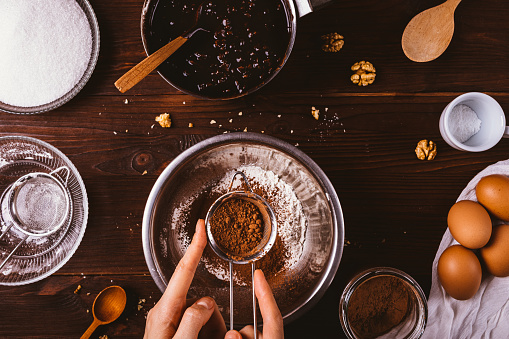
449 104 482 143
0 0 92 107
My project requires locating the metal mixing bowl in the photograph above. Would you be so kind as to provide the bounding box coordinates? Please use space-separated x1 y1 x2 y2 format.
142 133 344 326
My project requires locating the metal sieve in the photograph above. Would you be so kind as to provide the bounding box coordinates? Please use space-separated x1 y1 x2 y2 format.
0 166 71 270
205 171 277 337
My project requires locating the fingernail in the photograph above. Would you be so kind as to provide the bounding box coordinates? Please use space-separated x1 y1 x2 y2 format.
225 331 241 339
197 297 213 310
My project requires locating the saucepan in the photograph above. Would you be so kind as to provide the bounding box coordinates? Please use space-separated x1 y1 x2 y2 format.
140 0 331 100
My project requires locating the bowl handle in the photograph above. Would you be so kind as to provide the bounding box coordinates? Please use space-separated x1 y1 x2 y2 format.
294 0 334 17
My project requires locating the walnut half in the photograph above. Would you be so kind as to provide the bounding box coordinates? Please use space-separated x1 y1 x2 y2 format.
351 61 376 86
321 33 344 52
415 139 437 160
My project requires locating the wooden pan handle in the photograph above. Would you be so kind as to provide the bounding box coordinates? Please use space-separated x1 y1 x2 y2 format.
114 36 188 93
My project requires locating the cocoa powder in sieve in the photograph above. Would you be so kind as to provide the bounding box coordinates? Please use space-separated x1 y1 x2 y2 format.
209 198 265 257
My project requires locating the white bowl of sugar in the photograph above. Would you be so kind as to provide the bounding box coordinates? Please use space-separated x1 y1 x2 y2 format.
0 0 100 114
439 92 507 152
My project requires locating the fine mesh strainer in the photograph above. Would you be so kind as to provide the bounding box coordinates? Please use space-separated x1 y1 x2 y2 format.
205 171 277 337
0 166 71 270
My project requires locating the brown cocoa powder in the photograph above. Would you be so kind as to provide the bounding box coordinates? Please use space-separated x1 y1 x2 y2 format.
348 275 410 337
209 198 265 257
180 182 293 286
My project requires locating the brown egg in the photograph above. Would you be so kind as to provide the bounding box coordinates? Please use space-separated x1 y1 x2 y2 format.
476 174 509 221
480 224 509 277
447 200 492 249
437 245 482 300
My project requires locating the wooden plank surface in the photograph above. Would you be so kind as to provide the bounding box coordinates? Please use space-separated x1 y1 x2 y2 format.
1 0 509 337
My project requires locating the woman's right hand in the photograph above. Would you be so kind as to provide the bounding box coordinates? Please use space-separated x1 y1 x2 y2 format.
224 269 284 339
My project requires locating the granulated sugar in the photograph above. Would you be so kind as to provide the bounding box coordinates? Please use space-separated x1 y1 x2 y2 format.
0 0 92 107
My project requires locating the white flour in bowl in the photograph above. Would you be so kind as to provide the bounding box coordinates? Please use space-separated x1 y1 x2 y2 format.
171 165 308 285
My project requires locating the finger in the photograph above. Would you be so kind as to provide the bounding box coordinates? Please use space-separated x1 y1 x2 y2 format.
239 325 261 339
224 330 243 339
198 298 227 339
254 270 284 339
160 219 207 306
173 297 215 339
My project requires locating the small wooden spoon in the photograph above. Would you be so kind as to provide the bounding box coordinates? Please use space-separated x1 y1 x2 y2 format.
114 4 205 93
402 0 462 62
80 286 127 339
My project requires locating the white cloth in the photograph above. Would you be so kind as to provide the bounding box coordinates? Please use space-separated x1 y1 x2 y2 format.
423 159 509 339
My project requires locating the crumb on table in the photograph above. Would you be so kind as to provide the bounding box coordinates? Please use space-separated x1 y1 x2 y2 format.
155 113 171 128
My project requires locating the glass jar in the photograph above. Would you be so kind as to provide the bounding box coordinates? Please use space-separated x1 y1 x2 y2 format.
339 267 428 339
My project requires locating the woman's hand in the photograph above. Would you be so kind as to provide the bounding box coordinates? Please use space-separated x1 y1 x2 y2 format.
224 269 284 339
144 219 227 339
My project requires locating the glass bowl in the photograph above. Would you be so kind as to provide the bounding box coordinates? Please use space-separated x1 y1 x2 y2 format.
142 132 344 327
0 136 88 285
339 267 428 339
0 0 100 115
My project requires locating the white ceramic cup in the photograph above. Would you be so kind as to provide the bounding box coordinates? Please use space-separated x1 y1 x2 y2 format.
439 92 508 152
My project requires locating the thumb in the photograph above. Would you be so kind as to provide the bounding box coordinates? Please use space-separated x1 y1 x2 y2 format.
173 297 215 339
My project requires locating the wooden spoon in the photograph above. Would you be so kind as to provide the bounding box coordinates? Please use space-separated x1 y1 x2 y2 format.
114 4 205 93
402 0 462 62
80 286 127 339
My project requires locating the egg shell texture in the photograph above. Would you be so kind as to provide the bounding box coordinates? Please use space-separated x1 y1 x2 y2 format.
480 224 509 277
447 200 492 249
476 174 509 222
437 245 482 300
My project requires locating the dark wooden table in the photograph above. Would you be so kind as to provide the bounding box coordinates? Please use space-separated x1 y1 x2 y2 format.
1 0 508 337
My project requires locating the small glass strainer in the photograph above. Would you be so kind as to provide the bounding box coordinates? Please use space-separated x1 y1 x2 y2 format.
0 166 71 270
205 171 277 337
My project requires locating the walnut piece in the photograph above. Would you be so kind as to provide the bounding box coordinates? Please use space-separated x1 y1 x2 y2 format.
311 106 320 120
321 33 344 52
415 139 437 160
155 113 171 128
351 61 376 86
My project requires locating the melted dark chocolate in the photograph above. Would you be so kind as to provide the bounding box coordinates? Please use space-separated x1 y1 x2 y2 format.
145 0 291 98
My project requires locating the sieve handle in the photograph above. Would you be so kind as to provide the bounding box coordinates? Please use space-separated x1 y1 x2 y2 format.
0 223 14 241
252 262 257 339
228 171 254 193
229 260 234 331
0 234 28 271
50 166 70 187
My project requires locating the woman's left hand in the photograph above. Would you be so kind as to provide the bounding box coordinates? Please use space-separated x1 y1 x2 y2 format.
144 219 227 339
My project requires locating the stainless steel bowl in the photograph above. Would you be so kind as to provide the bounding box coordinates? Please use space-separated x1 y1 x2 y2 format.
0 0 100 115
142 132 344 326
